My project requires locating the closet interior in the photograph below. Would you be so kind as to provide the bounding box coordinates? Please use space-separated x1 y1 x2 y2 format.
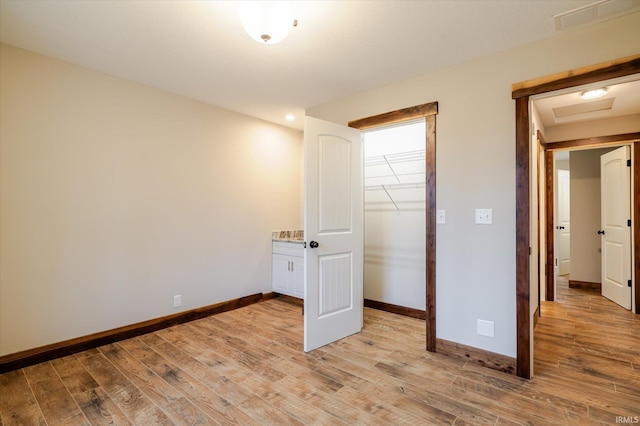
363 120 427 311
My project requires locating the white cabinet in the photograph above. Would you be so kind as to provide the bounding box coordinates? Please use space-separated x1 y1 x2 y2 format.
272 241 304 299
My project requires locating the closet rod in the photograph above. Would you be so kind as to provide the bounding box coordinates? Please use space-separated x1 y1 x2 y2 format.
365 182 426 191
364 149 425 166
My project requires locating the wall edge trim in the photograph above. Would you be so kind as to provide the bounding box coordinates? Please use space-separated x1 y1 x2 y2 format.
364 298 426 320
568 280 602 291
436 338 516 375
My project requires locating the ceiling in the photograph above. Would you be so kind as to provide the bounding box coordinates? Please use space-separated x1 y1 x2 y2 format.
1 0 639 130
533 78 640 129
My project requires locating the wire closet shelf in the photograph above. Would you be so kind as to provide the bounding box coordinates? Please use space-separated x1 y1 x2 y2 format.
364 149 426 211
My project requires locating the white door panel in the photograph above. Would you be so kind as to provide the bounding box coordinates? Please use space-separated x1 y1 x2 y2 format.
304 116 363 352
601 146 631 310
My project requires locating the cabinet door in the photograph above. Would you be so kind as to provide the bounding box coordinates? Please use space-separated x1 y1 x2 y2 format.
273 254 292 294
291 256 305 298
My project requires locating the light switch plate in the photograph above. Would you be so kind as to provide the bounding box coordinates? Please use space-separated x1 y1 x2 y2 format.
437 209 446 224
475 208 493 224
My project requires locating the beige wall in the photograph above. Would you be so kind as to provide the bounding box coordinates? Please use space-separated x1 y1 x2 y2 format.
0 44 303 356
546 114 640 142
556 159 570 172
307 12 640 357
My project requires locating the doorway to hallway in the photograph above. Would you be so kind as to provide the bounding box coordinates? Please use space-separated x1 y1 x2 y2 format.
512 55 640 379
549 146 632 311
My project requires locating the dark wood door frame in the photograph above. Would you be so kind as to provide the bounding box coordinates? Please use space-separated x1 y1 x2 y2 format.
349 101 439 351
513 55 640 379
542 138 555 302
542 133 640 304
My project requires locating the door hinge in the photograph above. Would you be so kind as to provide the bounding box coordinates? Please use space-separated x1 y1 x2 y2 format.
629 280 632 288
627 159 631 167
629 219 632 227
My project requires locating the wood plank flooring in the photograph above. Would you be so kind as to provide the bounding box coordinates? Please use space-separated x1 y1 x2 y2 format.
1 278 638 425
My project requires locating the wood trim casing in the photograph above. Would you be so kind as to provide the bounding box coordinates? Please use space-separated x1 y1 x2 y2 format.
425 113 437 352
0 293 264 374
511 54 640 98
348 102 438 130
536 134 541 312
349 101 438 353
537 130 556 302
636 142 640 314
271 292 304 306
262 291 277 300
513 56 640 379
515 96 531 379
568 280 602 291
364 299 426 320
545 149 555 302
537 130 547 146
544 133 640 150
436 338 516 375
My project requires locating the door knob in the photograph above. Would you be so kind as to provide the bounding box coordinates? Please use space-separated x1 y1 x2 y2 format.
309 241 319 248
597 230 605 235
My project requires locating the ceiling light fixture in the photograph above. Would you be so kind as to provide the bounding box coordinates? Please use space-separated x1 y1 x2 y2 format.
285 114 295 121
580 87 608 100
238 1 297 45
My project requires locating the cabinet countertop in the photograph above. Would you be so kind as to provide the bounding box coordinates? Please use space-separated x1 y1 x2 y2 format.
272 238 304 244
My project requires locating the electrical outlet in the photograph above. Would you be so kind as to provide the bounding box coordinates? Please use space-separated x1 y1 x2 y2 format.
437 209 446 224
475 208 493 224
173 294 182 308
477 319 495 337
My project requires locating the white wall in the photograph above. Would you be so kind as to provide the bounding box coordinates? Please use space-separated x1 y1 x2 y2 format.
0 44 303 356
307 12 640 357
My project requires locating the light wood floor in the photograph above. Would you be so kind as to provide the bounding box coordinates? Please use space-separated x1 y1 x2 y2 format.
1 279 639 425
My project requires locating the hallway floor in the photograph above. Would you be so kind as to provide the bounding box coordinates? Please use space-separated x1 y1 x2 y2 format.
533 275 639 423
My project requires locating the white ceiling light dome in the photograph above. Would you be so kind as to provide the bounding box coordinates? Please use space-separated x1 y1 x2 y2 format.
581 87 608 99
239 1 295 45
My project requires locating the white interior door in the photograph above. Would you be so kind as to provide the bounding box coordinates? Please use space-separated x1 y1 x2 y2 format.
600 146 631 310
304 116 363 352
557 169 571 276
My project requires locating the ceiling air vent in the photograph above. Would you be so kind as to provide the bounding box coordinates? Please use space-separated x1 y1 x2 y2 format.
553 0 640 31
552 98 615 124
